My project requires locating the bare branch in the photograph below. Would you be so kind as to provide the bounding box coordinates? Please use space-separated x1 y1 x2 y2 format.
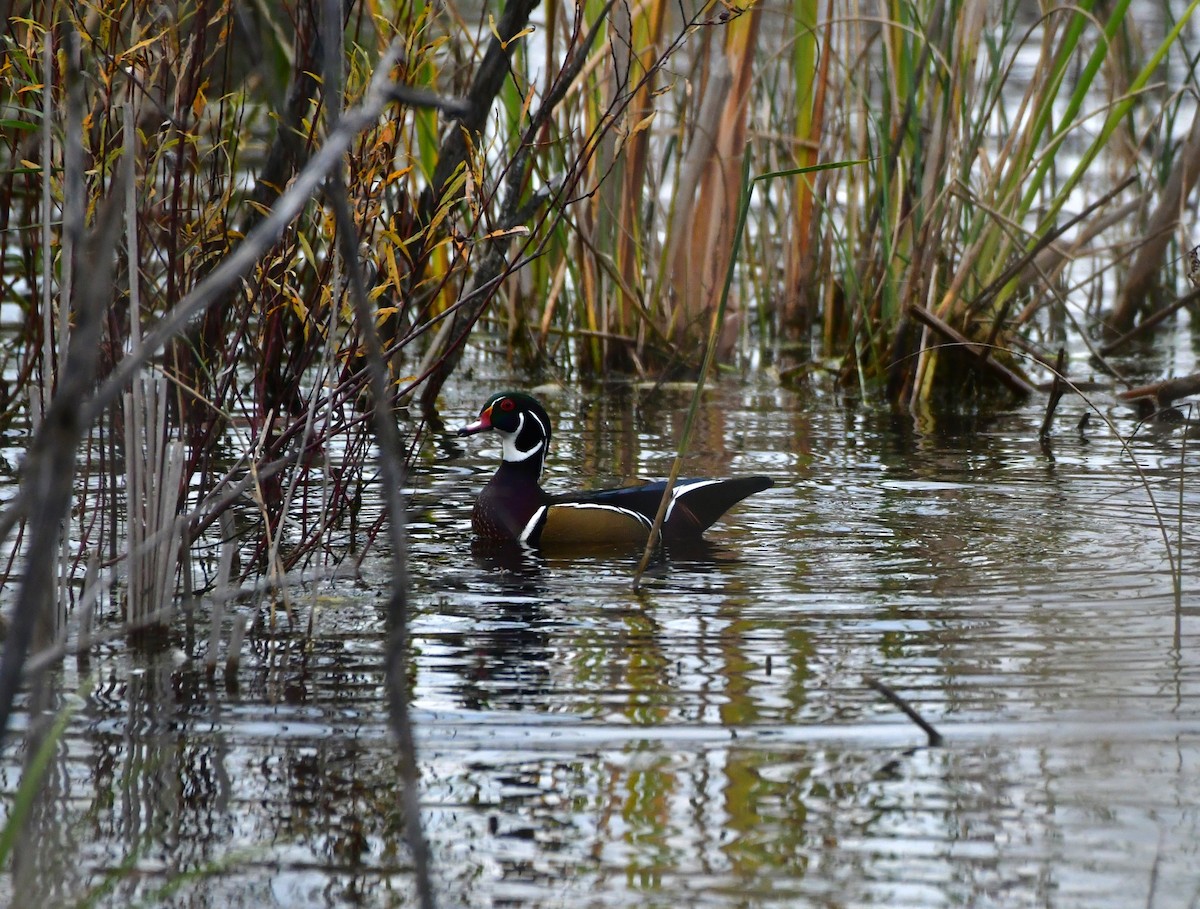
0 175 125 750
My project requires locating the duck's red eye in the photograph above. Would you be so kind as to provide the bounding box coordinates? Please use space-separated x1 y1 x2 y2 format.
499 398 516 411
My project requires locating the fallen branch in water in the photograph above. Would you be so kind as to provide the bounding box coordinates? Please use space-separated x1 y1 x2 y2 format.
1118 372 1200 407
865 675 943 748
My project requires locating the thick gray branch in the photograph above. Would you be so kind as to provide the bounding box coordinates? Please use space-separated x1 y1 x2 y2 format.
0 178 124 750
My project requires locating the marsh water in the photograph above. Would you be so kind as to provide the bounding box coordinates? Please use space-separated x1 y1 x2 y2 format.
4 366 1200 908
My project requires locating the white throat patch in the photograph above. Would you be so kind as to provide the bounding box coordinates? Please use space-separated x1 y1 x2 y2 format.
499 412 547 467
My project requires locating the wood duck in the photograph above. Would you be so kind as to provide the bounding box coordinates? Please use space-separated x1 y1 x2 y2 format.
457 391 773 545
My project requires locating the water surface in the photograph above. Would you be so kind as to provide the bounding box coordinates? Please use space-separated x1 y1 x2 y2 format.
4 377 1200 908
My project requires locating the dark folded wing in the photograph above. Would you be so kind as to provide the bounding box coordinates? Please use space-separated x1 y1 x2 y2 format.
558 476 773 539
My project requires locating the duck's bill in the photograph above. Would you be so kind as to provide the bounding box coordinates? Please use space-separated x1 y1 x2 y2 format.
457 409 493 436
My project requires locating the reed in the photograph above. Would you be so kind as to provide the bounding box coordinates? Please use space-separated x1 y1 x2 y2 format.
24 7 1200 396
123 374 186 633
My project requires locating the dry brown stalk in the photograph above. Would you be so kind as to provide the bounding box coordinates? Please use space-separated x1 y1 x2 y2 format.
785 0 835 328
1108 104 1200 333
664 40 730 325
667 5 762 356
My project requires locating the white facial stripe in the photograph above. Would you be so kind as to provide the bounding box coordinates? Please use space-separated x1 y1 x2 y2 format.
664 479 722 521
526 409 548 440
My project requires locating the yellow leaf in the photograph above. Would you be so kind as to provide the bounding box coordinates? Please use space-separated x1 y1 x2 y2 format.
487 14 534 50
484 226 530 240
117 32 169 64
426 168 467 235
385 243 402 291
384 166 412 187
192 82 209 118
290 296 309 323
296 231 317 273
630 111 656 135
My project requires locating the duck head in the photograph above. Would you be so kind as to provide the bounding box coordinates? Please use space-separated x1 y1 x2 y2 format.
458 391 553 478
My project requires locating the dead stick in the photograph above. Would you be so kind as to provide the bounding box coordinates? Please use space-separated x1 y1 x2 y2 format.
907 305 1036 397
1119 371 1200 406
866 676 943 747
1039 347 1067 440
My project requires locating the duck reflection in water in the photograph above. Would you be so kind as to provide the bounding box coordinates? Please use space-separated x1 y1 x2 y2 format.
457 540 554 711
